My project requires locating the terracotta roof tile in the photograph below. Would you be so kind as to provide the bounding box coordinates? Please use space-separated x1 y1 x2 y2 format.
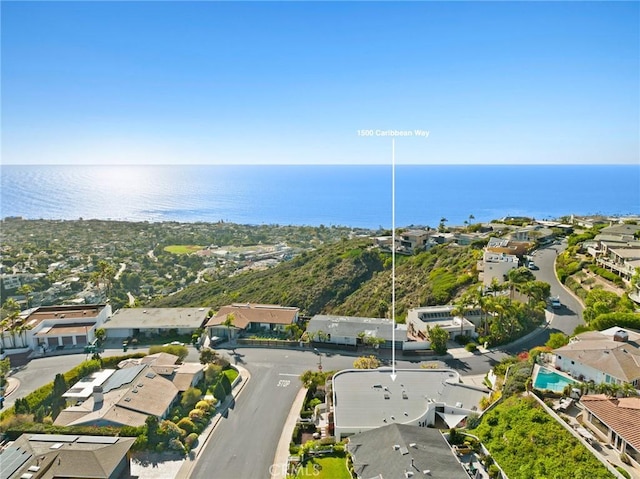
581 395 640 451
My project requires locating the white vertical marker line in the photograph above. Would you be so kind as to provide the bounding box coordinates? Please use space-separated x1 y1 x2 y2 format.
391 138 397 382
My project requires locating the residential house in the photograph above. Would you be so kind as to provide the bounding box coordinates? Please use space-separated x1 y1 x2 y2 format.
346 424 469 479
331 368 490 441
0 304 111 352
509 225 555 244
395 229 430 254
552 327 640 388
206 303 299 340
580 395 640 468
54 363 180 428
478 250 520 289
306 315 409 350
0 434 135 479
102 307 209 339
485 237 530 257
407 305 478 342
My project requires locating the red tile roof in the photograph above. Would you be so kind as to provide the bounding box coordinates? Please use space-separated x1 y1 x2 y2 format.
205 303 298 329
581 394 640 451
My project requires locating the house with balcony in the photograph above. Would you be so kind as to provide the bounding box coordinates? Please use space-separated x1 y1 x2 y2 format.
580 394 640 468
551 327 640 388
0 304 111 353
485 237 530 257
395 229 431 254
407 305 479 342
478 250 520 290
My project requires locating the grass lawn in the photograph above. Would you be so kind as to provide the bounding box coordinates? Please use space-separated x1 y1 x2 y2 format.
223 368 239 383
290 453 350 479
163 244 204 255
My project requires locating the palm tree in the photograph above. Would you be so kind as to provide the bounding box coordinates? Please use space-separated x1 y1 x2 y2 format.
223 312 236 341
17 284 33 309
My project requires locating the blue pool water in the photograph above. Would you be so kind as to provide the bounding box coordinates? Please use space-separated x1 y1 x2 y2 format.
533 367 578 392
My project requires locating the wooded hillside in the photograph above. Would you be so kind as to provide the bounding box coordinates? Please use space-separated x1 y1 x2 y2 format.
149 238 482 319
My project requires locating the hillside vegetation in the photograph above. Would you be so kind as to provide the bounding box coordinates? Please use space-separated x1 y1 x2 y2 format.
471 395 615 479
150 239 481 319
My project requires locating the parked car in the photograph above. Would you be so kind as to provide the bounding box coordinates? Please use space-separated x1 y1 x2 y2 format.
528 261 538 270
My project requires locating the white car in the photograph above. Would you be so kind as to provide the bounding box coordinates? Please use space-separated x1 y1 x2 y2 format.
550 297 562 309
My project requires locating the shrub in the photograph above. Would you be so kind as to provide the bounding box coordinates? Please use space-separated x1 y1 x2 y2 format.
168 437 185 453
181 387 202 410
465 342 477 352
189 408 205 421
176 418 196 435
185 432 199 450
308 398 322 410
195 400 211 411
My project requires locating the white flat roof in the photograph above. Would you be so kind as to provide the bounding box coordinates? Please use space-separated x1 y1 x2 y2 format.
62 369 115 399
332 369 489 430
104 307 209 330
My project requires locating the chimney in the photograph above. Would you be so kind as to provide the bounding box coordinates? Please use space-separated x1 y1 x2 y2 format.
613 330 629 342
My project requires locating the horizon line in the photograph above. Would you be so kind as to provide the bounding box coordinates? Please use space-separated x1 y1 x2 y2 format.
2 163 638 167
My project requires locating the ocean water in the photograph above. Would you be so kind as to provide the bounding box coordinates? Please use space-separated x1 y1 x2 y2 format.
1 164 638 229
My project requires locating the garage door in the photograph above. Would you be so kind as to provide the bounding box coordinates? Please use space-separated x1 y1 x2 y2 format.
75 335 87 345
62 336 74 345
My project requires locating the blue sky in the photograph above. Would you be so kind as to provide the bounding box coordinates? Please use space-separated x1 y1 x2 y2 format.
2 1 638 165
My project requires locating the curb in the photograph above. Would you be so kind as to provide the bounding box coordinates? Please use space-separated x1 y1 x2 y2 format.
2 377 20 398
174 364 252 479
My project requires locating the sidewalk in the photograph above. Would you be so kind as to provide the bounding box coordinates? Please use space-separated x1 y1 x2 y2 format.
173 364 251 479
270 387 308 479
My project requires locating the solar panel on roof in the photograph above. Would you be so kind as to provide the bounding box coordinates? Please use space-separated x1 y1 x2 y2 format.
101 364 145 393
28 434 78 443
76 436 119 444
0 448 33 479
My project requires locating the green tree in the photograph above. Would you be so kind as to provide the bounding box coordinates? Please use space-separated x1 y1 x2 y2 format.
213 381 227 402
205 364 223 385
220 374 232 395
17 284 33 309
181 387 202 410
51 373 68 418
223 312 236 341
545 332 569 350
199 348 218 364
94 327 106 345
427 325 449 355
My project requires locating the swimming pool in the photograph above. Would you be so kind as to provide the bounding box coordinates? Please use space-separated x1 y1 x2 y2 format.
533 367 578 392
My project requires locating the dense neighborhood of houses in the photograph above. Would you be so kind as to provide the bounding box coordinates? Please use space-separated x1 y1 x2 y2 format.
1 216 640 478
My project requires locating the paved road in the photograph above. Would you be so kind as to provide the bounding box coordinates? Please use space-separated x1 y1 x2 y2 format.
4 354 87 409
503 240 585 353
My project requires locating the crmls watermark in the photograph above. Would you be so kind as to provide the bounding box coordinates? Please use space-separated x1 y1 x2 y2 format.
268 463 320 477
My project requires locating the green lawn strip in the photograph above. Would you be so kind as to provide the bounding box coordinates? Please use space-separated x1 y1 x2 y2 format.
223 368 239 383
291 453 350 479
163 245 204 254
472 395 615 479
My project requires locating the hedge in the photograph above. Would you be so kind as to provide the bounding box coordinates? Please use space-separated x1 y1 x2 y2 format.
3 423 143 440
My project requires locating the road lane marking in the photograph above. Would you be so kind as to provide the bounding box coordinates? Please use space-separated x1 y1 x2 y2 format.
278 373 299 377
